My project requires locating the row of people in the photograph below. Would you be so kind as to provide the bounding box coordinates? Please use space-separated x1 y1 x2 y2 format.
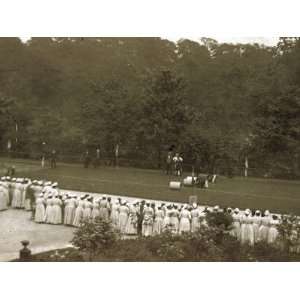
0 176 289 246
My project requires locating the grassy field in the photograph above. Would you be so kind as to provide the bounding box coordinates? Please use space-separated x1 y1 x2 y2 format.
1 158 300 215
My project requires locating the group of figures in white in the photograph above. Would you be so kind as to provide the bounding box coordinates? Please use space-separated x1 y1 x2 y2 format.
0 176 284 246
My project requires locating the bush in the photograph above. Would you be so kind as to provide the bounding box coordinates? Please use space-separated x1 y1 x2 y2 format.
71 217 119 261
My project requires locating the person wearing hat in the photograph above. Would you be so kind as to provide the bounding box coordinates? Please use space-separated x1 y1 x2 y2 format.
11 178 23 208
91 198 100 220
173 153 183 177
179 205 191 234
0 177 10 208
267 215 280 244
258 210 271 242
83 196 93 220
162 204 173 232
64 195 76 225
240 209 254 246
125 202 139 235
73 196 85 227
142 202 154 237
169 204 180 234
0 181 8 211
119 200 130 234
35 193 46 223
99 196 109 220
191 203 200 233
230 208 241 240
44 195 54 224
110 198 120 228
252 210 262 244
153 204 165 235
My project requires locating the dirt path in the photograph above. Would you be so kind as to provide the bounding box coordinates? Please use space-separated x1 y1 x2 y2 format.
0 209 74 261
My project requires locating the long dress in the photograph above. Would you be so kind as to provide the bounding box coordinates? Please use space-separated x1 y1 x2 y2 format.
110 202 120 227
10 182 16 206
252 215 262 243
191 208 200 232
179 209 191 233
73 200 84 227
153 209 164 235
12 183 23 208
52 198 62 224
267 219 279 244
91 199 100 220
142 206 154 236
162 208 172 232
35 197 46 223
118 205 129 234
99 199 109 220
230 213 241 240
64 198 76 225
1 182 10 206
83 200 92 220
169 208 179 234
44 198 54 224
126 205 138 235
0 186 8 211
21 182 30 209
240 215 254 246
258 216 271 242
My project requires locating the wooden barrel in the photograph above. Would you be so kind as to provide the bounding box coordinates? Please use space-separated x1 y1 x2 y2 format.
169 181 181 190
183 176 197 186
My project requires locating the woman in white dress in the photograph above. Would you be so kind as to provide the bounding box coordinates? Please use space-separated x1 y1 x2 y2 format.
170 205 180 234
153 205 165 235
142 203 154 236
64 196 76 225
118 201 130 234
52 196 62 224
126 202 138 235
258 210 271 242
110 199 120 227
1 178 10 207
73 196 85 227
91 198 100 220
267 215 280 244
240 209 254 246
191 203 200 232
21 179 30 209
252 210 262 243
0 183 8 211
83 198 93 220
179 205 191 234
35 193 46 223
44 196 54 224
99 197 109 220
163 205 172 232
230 208 241 240
12 179 23 208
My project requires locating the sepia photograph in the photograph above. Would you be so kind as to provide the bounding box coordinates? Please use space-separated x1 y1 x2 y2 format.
1 35 300 263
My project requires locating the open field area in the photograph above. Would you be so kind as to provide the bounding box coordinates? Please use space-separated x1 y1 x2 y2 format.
2 158 300 215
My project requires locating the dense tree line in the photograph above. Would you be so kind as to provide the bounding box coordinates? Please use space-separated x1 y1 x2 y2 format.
0 37 299 177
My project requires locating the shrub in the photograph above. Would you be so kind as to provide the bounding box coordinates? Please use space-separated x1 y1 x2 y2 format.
71 217 119 261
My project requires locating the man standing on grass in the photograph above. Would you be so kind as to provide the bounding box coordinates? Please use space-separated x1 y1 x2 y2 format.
166 151 173 175
83 150 91 168
93 147 101 168
50 149 57 169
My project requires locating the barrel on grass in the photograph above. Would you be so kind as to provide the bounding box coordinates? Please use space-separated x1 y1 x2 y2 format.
183 176 197 187
169 181 181 190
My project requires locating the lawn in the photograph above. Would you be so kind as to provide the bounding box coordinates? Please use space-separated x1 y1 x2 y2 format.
2 158 300 215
